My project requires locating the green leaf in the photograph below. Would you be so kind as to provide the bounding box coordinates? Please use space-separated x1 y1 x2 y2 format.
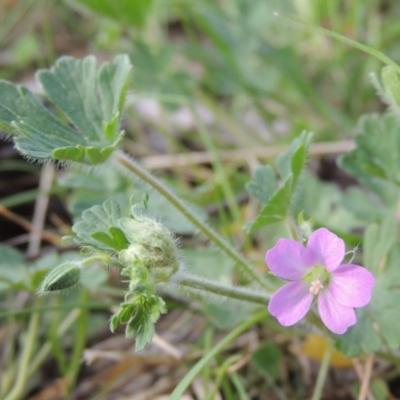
381 66 400 112
335 308 381 357
129 40 194 100
340 186 388 223
245 179 292 231
0 244 25 291
110 314 120 333
124 295 166 352
245 165 278 204
276 133 309 182
362 216 397 275
69 0 155 28
251 340 282 380
91 226 129 251
369 242 400 349
294 174 363 235
339 113 400 187
60 166 206 235
71 198 128 251
119 304 134 324
336 218 400 356
246 131 312 231
126 307 155 352
110 292 165 352
0 55 131 164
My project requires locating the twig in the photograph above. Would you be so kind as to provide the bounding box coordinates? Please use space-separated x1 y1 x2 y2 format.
27 163 55 257
358 354 375 400
353 357 375 400
141 140 355 170
0 205 59 245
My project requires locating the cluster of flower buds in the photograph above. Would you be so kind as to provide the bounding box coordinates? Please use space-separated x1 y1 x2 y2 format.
118 212 180 284
38 198 180 350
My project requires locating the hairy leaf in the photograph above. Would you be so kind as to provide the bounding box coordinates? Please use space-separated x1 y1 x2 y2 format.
245 165 278 204
71 198 128 251
336 218 400 356
246 131 312 231
0 55 131 164
340 113 400 187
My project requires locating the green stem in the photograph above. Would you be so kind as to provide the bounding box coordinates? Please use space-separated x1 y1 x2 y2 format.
169 310 268 400
80 254 125 270
277 13 400 76
0 301 116 319
190 102 242 224
311 340 333 400
285 218 297 240
4 299 42 400
209 356 240 400
115 151 271 289
66 290 90 391
174 272 270 305
49 300 68 375
28 309 81 377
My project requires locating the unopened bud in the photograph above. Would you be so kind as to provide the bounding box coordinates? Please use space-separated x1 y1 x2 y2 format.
297 211 315 242
38 262 81 294
118 216 180 283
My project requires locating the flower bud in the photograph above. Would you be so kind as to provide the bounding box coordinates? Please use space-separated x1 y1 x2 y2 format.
118 216 180 283
38 262 81 294
297 211 315 241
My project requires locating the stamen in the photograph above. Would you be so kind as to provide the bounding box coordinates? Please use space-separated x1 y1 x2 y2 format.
309 279 324 295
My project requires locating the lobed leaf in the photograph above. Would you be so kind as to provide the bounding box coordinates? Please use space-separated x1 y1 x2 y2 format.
336 218 400 356
245 165 278 204
126 308 155 352
339 113 400 187
335 308 381 357
71 198 128 251
381 66 400 113
245 131 312 231
0 55 132 164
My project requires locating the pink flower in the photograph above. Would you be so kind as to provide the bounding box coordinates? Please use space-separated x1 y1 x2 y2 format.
266 228 375 334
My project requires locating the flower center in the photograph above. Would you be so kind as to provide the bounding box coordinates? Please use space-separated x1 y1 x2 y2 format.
309 279 324 295
303 264 330 296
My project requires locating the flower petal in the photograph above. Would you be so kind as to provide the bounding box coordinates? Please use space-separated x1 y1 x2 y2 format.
268 281 313 326
318 289 356 334
329 264 375 308
266 239 314 280
307 228 345 271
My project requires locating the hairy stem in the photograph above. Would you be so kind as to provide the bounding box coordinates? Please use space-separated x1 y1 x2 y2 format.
115 150 271 290
173 272 270 305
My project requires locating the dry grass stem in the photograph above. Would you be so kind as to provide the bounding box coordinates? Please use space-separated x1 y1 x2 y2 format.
141 140 355 170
